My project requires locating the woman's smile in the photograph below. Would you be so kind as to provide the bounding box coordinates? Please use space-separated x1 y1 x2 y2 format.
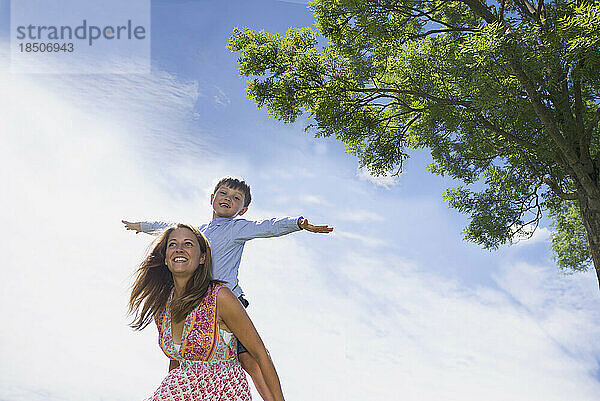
166 228 205 275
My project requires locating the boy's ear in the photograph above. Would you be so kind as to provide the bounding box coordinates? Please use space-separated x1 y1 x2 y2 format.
237 207 248 216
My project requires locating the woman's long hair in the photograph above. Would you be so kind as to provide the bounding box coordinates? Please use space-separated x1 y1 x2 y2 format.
128 223 220 330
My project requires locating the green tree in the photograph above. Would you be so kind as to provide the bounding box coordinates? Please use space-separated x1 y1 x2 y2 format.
228 0 600 288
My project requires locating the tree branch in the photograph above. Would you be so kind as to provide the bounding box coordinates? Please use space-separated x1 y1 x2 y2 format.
574 67 588 154
347 87 473 107
512 0 538 20
459 0 496 23
586 107 600 140
351 85 543 152
469 111 539 151
459 0 592 191
536 0 548 29
543 177 578 200
463 154 499 162
410 27 477 39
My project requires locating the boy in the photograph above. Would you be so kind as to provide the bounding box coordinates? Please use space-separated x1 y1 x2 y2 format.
123 177 332 401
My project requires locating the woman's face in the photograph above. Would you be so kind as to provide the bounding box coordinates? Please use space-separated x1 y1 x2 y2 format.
165 227 206 277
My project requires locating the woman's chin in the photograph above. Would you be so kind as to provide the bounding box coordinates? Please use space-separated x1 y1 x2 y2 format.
168 267 193 275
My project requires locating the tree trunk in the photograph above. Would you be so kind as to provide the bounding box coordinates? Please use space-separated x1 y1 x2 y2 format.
579 194 600 290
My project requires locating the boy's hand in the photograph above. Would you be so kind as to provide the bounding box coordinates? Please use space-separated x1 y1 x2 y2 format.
298 218 333 234
122 220 142 234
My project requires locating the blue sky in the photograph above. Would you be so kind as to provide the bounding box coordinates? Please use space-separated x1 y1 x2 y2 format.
1 1 599 400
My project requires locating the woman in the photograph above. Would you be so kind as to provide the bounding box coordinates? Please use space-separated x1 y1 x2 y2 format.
129 223 285 401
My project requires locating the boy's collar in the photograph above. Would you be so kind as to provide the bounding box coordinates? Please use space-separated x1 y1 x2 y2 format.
210 216 234 225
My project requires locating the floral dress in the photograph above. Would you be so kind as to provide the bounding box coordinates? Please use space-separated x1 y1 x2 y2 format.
145 283 251 401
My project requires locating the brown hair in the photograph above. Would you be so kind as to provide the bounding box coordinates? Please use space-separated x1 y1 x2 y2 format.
213 177 252 207
129 223 220 330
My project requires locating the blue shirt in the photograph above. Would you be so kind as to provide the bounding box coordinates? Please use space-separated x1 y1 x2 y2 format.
140 216 302 297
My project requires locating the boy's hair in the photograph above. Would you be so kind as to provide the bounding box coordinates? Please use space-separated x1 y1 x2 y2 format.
213 177 252 207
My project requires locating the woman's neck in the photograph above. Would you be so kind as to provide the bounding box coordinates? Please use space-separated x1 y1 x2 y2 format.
173 276 189 298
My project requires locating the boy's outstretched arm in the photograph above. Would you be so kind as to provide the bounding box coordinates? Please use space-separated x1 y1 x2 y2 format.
122 220 172 235
298 218 333 234
230 216 332 241
122 220 142 233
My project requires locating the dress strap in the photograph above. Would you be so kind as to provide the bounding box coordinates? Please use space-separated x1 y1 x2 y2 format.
180 282 222 361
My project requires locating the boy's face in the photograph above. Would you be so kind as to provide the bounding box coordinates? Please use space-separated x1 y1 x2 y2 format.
211 185 248 218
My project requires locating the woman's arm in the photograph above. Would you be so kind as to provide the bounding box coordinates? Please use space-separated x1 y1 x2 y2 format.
217 288 285 401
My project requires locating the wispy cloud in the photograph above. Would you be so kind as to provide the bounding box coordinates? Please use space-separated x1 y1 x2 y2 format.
335 209 384 222
275 0 310 5
268 167 316 180
356 167 400 189
0 58 220 401
2 40 599 401
332 230 387 248
298 194 332 206
243 240 600 400
213 85 231 107
511 225 551 246
494 262 600 378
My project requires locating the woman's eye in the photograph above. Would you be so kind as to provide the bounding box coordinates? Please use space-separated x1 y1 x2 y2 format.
185 242 193 246
234 197 240 200
168 243 176 247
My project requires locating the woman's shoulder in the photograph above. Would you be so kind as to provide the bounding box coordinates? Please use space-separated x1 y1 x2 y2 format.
210 280 229 294
204 281 231 306
213 283 237 303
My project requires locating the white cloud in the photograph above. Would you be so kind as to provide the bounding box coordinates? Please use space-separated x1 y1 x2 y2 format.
332 230 388 248
0 61 222 401
242 242 600 401
511 225 551 246
298 194 332 206
275 0 310 4
335 209 384 222
2 45 599 401
314 142 327 156
267 167 316 180
493 262 600 387
356 167 400 189
213 85 231 107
